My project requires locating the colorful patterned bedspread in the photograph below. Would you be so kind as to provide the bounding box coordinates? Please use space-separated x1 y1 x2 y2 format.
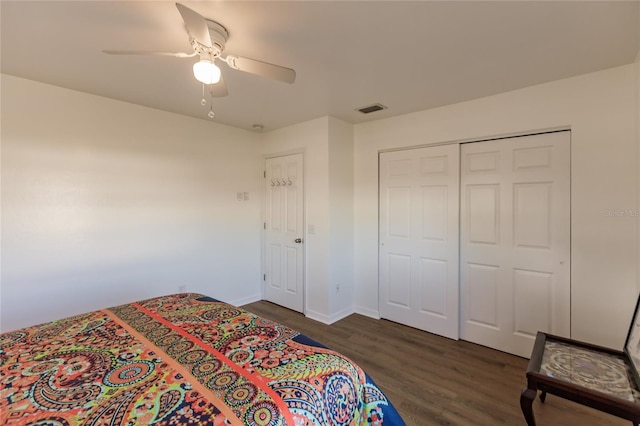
0 293 404 425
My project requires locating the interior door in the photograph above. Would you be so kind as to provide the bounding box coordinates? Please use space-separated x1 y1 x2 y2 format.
460 131 570 358
379 144 460 339
264 154 304 312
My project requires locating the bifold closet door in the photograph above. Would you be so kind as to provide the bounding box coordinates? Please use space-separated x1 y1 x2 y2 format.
379 144 460 339
460 131 570 358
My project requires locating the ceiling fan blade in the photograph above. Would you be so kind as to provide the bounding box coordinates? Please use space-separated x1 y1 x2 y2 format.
225 55 296 84
176 3 212 48
210 74 228 97
103 50 197 58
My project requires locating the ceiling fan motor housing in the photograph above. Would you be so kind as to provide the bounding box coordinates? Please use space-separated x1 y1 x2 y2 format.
189 20 228 58
206 20 229 57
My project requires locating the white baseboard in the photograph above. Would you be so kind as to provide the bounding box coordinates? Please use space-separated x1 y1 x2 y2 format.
229 293 262 307
329 306 354 323
304 309 331 324
305 306 354 325
232 297 358 325
354 305 381 320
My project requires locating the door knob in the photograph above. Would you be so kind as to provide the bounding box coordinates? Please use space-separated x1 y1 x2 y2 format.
294 238 303 244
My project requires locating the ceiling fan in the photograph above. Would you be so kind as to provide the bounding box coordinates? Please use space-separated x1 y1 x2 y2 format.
104 2 296 113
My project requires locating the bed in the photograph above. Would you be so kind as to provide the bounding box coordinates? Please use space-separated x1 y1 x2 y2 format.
0 293 404 425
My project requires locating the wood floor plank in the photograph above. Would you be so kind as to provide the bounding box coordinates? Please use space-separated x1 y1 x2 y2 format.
243 300 629 425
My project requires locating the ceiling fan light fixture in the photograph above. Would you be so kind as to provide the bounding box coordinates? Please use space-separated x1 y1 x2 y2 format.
193 58 221 85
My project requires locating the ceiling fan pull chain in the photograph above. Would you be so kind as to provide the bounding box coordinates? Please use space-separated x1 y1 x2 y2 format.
201 83 207 106
208 88 215 119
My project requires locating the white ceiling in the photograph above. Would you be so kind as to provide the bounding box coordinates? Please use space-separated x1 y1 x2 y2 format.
2 1 638 132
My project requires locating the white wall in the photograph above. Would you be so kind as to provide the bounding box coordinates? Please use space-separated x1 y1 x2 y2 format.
354 64 638 348
3 62 638 350
261 116 355 323
327 117 354 321
262 118 331 318
1 75 263 332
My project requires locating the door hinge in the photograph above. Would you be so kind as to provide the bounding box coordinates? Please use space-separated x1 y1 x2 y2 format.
263 222 266 230
264 171 266 178
263 274 266 281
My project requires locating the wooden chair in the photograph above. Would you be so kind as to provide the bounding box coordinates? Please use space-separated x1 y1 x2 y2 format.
521 332 640 425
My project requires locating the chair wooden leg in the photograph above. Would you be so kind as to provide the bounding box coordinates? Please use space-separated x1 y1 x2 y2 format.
520 387 537 426
539 391 547 403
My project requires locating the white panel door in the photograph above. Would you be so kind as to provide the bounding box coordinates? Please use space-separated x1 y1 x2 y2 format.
379 144 460 339
264 154 304 312
460 131 570 357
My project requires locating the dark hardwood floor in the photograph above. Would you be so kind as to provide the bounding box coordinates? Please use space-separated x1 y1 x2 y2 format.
243 300 627 426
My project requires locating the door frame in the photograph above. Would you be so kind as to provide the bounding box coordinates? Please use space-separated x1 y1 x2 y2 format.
261 149 306 313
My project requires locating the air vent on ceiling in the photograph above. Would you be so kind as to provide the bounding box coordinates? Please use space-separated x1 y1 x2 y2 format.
357 103 387 114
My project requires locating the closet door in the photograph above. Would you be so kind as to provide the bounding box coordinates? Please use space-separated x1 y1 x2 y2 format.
460 131 570 358
379 144 460 339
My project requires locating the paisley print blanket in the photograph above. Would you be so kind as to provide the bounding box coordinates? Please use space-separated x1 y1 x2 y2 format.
0 293 404 425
